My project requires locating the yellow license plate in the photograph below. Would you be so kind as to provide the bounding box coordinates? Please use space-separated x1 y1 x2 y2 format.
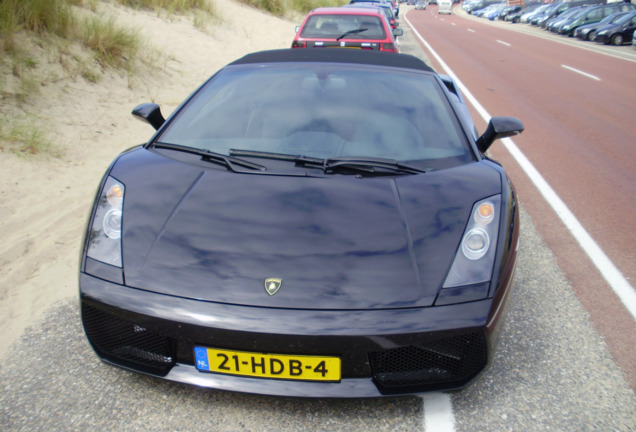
194 347 341 382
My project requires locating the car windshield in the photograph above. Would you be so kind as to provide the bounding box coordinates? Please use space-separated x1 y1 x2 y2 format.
300 14 387 39
544 3 559 13
565 6 588 18
156 63 473 168
531 5 551 15
599 11 625 25
614 12 635 25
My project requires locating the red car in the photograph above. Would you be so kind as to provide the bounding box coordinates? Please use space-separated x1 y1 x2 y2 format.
292 7 403 53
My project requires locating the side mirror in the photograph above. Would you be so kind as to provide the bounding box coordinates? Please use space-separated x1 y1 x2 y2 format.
132 103 165 131
476 116 524 153
393 28 404 37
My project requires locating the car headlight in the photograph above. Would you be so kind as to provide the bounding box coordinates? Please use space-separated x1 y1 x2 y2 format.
597 29 607 36
86 176 125 267
442 195 501 288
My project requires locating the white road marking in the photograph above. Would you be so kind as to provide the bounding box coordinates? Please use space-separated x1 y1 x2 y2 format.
421 393 455 432
405 14 636 322
496 39 511 47
467 28 475 32
561 64 601 81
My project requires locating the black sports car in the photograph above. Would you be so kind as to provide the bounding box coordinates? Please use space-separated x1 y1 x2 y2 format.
80 49 523 397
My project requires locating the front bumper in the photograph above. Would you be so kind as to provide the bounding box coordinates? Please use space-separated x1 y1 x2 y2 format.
594 33 610 44
80 272 512 397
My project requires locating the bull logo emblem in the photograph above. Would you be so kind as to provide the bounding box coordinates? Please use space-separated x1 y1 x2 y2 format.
264 278 282 296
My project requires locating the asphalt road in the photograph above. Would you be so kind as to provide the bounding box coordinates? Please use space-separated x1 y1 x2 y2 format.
2 8 636 432
2 210 635 431
404 4 636 392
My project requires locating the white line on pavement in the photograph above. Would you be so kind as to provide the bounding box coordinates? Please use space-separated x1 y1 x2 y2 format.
405 13 636 322
561 64 601 81
421 393 456 432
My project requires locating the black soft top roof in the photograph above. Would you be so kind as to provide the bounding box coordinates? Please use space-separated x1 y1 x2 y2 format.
229 49 434 73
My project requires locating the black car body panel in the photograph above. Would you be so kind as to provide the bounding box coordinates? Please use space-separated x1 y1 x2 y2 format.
80 49 522 397
575 11 630 40
115 151 501 310
595 11 636 44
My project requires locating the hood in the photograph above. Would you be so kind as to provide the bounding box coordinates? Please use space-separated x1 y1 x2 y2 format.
113 148 502 310
597 22 620 32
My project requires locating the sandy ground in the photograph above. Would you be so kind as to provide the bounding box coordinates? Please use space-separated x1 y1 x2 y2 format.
0 0 297 356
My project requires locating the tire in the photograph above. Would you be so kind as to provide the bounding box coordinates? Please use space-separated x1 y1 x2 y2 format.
611 33 624 46
513 17 519 23
587 31 595 41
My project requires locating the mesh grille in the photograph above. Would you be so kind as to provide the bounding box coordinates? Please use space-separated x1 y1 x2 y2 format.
82 303 176 376
369 331 487 392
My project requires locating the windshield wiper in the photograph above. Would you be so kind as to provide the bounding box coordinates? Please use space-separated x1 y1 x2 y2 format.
324 157 429 175
152 142 266 172
229 149 428 175
336 28 368 41
229 149 324 166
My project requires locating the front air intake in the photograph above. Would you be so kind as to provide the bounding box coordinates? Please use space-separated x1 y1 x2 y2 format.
82 303 176 376
369 331 487 393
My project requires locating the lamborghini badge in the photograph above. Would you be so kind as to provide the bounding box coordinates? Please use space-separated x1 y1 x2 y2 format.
264 278 282 296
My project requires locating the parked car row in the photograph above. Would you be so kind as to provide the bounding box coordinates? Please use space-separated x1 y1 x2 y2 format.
465 0 636 46
292 0 402 52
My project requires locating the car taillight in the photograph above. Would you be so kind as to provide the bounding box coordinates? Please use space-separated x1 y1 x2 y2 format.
380 43 397 52
291 41 306 48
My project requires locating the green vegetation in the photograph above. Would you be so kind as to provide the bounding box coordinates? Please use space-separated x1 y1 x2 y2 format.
115 0 215 14
0 0 218 92
1 0 74 53
0 0 216 157
0 0 143 91
0 116 56 156
238 0 342 16
0 0 337 157
80 16 140 69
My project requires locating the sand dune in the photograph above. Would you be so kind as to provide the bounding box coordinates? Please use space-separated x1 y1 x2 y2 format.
0 0 297 355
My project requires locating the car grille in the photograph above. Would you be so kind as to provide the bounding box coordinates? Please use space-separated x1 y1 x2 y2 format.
369 331 487 393
82 303 176 376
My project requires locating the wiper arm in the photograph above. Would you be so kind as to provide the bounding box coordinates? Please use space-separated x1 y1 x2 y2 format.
228 150 428 175
152 143 266 172
229 149 324 166
337 28 368 41
325 157 429 175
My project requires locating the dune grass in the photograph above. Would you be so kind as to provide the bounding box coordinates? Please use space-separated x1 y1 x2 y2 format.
0 0 219 90
0 116 56 156
0 0 143 82
80 16 140 69
115 0 215 14
0 0 336 157
237 0 342 16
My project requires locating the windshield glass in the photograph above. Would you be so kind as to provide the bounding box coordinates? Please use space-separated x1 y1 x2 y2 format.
615 12 634 25
156 63 473 167
604 12 627 24
300 14 387 39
